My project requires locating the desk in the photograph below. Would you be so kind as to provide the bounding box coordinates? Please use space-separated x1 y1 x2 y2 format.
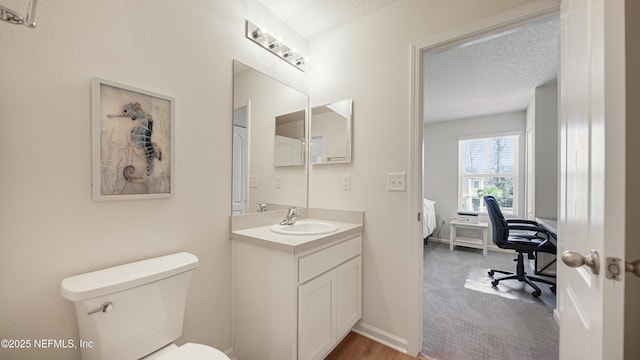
449 220 488 256
535 217 557 276
536 218 557 242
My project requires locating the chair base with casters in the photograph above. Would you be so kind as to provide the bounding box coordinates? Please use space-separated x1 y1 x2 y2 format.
483 195 557 298
489 252 556 297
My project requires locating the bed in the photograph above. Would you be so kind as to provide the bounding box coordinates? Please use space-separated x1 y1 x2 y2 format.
423 198 437 242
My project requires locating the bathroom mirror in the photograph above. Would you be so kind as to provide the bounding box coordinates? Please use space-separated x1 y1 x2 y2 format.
232 60 308 215
310 99 353 164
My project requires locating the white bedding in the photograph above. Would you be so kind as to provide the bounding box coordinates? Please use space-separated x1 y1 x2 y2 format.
423 198 437 238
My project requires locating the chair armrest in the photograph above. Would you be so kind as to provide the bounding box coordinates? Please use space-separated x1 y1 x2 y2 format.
507 225 555 244
508 224 549 233
509 223 557 240
508 237 555 250
507 219 540 226
501 227 556 250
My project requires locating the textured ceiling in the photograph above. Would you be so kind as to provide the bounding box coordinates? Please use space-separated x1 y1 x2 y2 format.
423 17 560 123
256 0 398 39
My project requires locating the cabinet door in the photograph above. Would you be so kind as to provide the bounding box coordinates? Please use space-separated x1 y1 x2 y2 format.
336 256 362 337
298 270 336 360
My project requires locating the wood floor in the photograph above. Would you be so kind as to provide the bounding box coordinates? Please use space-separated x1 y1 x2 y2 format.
324 332 434 360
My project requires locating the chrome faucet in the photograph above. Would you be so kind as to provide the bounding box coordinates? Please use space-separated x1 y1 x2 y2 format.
257 203 268 212
280 207 300 225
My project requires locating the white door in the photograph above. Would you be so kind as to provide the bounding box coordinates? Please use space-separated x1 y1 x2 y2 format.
310 135 325 164
298 270 336 360
558 0 626 358
232 125 247 214
232 105 249 214
336 256 362 337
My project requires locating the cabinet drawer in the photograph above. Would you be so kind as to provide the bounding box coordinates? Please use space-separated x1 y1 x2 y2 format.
299 235 362 284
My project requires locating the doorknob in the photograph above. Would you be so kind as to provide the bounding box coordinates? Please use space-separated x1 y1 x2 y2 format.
624 260 640 278
561 249 600 275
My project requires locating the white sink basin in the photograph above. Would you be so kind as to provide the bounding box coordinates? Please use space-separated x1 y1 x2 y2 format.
270 220 338 235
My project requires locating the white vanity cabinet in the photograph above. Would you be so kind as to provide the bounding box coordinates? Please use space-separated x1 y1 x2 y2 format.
298 237 362 360
232 232 362 360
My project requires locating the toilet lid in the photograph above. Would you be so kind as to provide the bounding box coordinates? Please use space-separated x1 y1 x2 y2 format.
153 343 230 360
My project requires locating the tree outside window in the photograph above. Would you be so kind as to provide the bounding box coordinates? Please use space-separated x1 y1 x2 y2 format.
458 135 519 214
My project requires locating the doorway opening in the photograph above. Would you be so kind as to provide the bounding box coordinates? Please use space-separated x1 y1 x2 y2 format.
408 6 561 359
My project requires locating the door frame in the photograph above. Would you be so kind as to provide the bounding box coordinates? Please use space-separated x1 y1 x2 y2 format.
406 1 561 355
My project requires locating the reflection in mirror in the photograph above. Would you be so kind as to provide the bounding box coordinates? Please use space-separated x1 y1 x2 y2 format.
310 99 353 164
275 110 305 167
232 60 308 215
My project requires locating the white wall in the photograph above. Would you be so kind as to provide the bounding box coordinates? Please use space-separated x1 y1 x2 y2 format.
0 0 545 357
529 82 558 219
423 111 527 240
0 1 307 359
308 0 537 347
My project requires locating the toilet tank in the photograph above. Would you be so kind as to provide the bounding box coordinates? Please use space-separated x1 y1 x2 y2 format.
60 252 198 360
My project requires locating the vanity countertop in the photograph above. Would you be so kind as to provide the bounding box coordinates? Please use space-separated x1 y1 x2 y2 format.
231 219 363 254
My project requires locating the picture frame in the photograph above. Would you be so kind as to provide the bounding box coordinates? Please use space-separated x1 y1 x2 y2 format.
91 78 175 200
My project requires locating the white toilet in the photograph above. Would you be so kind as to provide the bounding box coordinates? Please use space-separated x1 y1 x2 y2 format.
60 252 230 360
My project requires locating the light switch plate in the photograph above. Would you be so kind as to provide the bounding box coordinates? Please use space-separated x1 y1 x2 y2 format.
250 175 258 188
343 174 351 190
387 172 406 191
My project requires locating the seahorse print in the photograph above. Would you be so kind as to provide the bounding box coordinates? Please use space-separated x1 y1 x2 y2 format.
108 102 162 183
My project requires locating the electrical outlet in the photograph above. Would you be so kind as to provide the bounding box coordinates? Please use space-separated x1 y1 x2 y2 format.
275 176 281 189
343 174 351 190
386 172 406 191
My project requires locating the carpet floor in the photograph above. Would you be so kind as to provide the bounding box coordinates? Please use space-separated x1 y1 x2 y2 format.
422 242 559 360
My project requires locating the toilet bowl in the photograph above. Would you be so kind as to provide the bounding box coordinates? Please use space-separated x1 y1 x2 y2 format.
60 252 230 360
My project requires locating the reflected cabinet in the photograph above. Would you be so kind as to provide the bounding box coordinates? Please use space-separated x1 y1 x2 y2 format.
310 99 353 165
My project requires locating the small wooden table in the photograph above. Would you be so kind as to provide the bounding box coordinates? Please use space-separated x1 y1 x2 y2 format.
449 220 489 256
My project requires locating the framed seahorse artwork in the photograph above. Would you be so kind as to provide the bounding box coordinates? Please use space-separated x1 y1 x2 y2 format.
91 78 174 200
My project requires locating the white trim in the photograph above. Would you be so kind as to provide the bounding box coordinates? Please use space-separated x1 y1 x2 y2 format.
352 321 409 354
412 1 560 52
457 130 522 141
406 40 424 356
407 0 560 356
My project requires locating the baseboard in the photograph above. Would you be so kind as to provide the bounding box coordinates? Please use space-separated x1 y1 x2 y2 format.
553 308 561 326
426 237 511 254
224 347 236 360
227 324 408 359
351 321 409 354
427 236 447 244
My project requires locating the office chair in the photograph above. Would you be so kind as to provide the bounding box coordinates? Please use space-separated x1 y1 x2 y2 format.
484 195 556 297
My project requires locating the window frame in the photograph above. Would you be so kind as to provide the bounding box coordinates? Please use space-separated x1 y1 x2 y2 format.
457 132 521 216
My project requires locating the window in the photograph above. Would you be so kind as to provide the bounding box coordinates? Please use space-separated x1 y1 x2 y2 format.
458 134 519 215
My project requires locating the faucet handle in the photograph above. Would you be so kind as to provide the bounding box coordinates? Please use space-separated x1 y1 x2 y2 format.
280 207 301 225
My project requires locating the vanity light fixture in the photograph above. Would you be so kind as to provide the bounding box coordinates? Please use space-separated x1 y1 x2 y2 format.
0 0 38 28
245 20 309 72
